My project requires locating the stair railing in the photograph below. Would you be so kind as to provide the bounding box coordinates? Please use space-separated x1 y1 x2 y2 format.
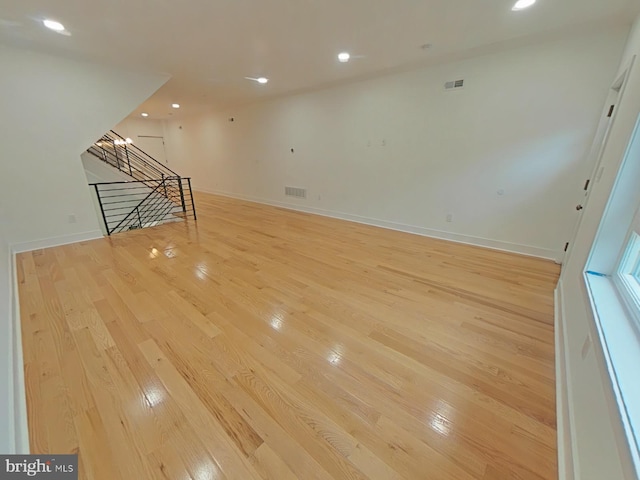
87 129 196 212
91 177 197 235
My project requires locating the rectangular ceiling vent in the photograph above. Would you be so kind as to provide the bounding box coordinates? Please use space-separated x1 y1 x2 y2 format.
285 186 307 199
444 79 465 91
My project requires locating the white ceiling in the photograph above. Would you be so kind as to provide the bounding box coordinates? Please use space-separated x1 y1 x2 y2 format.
1 0 638 119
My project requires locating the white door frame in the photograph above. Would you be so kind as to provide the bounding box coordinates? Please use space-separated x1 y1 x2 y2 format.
562 59 634 264
137 135 168 165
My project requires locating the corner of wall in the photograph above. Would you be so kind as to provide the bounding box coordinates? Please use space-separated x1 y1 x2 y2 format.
555 280 577 480
10 249 29 454
10 231 103 254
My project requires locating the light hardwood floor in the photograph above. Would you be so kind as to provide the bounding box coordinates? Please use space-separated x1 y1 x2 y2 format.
18 192 560 480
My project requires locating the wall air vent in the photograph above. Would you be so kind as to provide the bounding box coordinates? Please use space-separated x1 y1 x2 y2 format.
285 186 307 199
445 79 465 91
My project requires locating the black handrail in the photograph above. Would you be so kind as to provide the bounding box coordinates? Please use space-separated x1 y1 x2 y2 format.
90 177 196 235
86 131 196 235
87 178 180 185
88 142 167 181
88 130 178 185
108 182 166 233
109 130 179 177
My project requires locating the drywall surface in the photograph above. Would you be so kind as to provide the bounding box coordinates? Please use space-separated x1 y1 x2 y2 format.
0 228 12 453
114 117 166 141
164 28 627 260
81 152 135 184
0 44 168 250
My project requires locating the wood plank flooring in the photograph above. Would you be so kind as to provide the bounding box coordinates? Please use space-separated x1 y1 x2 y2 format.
17 192 560 479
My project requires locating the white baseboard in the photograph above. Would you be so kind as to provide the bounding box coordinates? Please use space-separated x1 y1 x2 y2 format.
197 188 559 261
3 245 16 454
555 281 576 480
10 251 29 453
4 248 29 455
11 230 103 254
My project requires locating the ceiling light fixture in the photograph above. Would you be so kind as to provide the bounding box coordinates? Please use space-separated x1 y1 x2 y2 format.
245 77 269 84
42 19 65 32
171 103 180 109
512 0 536 11
141 112 149 117
338 52 351 63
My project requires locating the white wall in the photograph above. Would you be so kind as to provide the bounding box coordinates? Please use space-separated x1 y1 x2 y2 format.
81 152 135 184
0 218 26 454
557 16 640 480
113 117 173 167
163 27 628 260
113 117 166 141
0 227 12 453
0 44 168 251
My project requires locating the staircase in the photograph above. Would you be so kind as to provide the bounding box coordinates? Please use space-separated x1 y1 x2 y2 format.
87 131 196 235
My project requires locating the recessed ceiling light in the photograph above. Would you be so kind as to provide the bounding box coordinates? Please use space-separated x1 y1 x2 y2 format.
141 112 149 117
171 103 180 109
338 52 351 63
43 19 65 32
245 77 269 84
512 0 536 11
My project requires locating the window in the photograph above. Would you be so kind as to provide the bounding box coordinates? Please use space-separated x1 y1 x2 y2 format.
583 110 640 473
615 232 640 326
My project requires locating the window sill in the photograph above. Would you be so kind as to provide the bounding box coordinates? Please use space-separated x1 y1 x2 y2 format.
584 273 640 473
